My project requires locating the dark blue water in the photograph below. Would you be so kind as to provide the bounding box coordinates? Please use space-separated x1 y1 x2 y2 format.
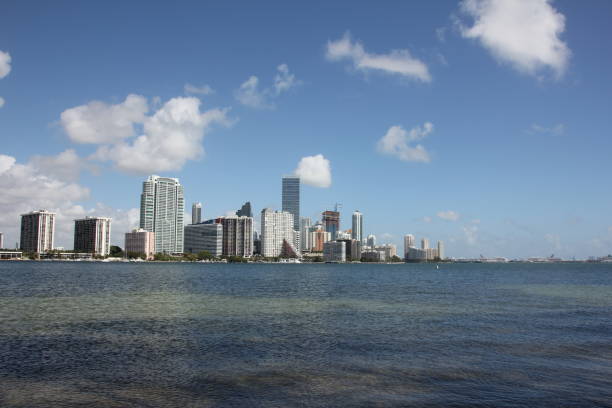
0 262 611 407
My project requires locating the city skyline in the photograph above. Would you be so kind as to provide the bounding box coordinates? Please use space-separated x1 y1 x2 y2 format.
1 1 612 258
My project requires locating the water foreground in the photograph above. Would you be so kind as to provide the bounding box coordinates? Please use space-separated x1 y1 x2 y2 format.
0 262 611 407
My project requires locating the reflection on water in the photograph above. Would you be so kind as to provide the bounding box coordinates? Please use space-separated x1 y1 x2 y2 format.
0 262 611 407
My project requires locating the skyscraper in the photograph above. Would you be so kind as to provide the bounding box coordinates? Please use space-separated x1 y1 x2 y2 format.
322 210 340 240
437 240 445 260
140 175 185 254
236 202 253 218
300 217 312 252
261 208 295 257
404 234 415 257
74 217 112 256
20 210 55 253
351 211 363 242
421 238 429 250
282 176 300 231
192 202 202 224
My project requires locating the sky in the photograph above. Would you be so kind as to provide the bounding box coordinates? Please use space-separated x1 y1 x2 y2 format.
1 0 611 259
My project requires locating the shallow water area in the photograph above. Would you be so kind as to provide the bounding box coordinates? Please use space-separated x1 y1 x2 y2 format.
1 262 611 407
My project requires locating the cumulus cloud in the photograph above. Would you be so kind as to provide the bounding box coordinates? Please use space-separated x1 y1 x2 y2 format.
60 94 149 144
28 149 89 182
528 123 565 135
377 122 433 163
326 32 431 82
294 154 332 188
235 64 300 109
61 95 232 174
0 153 139 249
184 83 215 95
458 0 570 77
0 153 89 248
93 98 231 174
437 210 460 221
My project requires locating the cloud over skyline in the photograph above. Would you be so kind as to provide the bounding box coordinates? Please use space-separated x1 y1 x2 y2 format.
294 154 332 188
326 32 431 82
61 95 232 174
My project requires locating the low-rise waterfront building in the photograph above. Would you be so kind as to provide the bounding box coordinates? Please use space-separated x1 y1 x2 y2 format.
323 241 346 262
183 223 223 257
125 228 156 259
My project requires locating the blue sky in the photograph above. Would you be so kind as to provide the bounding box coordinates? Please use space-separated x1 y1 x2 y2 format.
1 0 611 258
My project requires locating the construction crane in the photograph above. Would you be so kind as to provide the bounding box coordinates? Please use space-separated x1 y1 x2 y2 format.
334 203 342 212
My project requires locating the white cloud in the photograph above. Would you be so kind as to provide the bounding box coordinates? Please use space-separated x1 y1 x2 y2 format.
60 94 149 144
528 123 565 135
326 32 431 82
437 210 460 221
0 50 11 79
61 95 232 174
0 153 140 249
0 153 90 248
294 154 332 188
184 83 215 95
423 216 432 223
235 64 300 109
0 50 12 108
28 149 88 182
377 123 433 163
459 0 570 77
274 64 298 94
235 76 269 109
93 97 231 174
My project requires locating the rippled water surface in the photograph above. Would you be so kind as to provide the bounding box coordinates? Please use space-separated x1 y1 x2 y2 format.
1 262 611 407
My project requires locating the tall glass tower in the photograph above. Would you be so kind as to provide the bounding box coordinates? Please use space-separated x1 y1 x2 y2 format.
140 175 184 254
351 211 363 242
282 176 300 231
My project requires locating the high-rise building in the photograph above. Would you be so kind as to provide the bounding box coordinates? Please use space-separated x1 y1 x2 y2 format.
261 208 295 257
437 241 445 260
421 238 429 250
20 210 56 253
323 241 346 263
74 217 112 256
140 175 185 254
404 234 415 257
125 228 156 259
215 216 253 257
322 210 340 239
236 202 253 218
282 176 300 231
192 202 202 224
300 217 312 252
338 239 362 262
184 223 223 257
366 234 376 248
351 211 363 242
